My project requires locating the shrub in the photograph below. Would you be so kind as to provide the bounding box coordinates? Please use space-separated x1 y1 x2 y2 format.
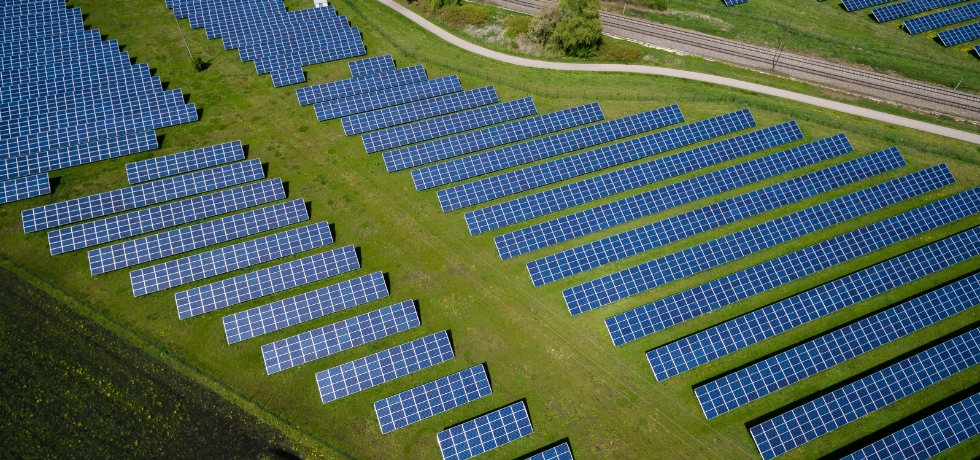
428 0 461 11
528 0 603 58
597 41 644 62
438 4 490 27
504 15 531 38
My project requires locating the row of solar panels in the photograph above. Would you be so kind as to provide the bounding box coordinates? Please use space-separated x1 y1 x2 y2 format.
844 0 980 50
164 0 366 87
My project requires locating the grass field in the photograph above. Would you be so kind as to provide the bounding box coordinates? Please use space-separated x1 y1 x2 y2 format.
3 0 980 458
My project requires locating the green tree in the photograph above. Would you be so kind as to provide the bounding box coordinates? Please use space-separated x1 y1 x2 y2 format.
428 0 461 12
528 0 603 58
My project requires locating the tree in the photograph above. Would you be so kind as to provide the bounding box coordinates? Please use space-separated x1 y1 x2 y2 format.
528 0 602 58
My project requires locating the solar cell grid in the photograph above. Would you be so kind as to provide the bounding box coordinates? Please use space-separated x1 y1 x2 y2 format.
176 244 359 320
242 21 358 62
475 121 805 239
939 21 980 46
384 102 604 173
526 443 575 460
2 75 164 119
751 327 980 460
375 364 492 434
252 31 366 75
724 0 748 5
342 86 499 136
349 54 395 77
873 0 968 22
692 250 980 418
1 48 132 82
262 300 420 374
0 172 48 204
1 57 143 96
0 25 95 52
126 140 244 185
903 1 980 33
437 401 534 460
1 39 119 71
0 8 79 29
271 66 306 87
223 271 389 344
296 65 427 106
0 130 158 182
317 331 455 404
0 20 84 46
437 109 752 212
314 75 462 122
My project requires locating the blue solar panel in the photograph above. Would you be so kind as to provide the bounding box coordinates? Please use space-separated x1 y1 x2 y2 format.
0 131 158 182
175 244 358 320
49 178 285 256
349 55 396 77
750 327 980 460
843 392 980 460
383 103 603 173
23 159 263 233
939 21 980 45
297 65 427 106
362 97 536 154
375 364 492 434
724 0 748 5
605 173 975 346
314 75 462 121
0 172 49 204
526 443 575 460
873 0 968 22
976 44 980 56
253 31 366 77
904 1 980 33
2 74 163 120
126 141 244 185
524 140 893 286
131 221 333 296
475 121 805 239
343 86 500 136
412 105 677 190
567 164 952 316
262 299 420 374
437 401 534 460
692 252 980 418
317 331 455 404
223 271 389 344
88 199 309 276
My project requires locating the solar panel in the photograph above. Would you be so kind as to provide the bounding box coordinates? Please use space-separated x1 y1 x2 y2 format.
566 164 953 315
223 271 389 344
526 443 575 460
383 103 603 172
843 392 980 460
0 172 49 204
375 364 492 434
48 178 285 256
750 327 980 460
362 97 536 154
413 105 681 191
262 299 420 374
438 109 753 213
253 33 366 75
125 141 244 185
131 221 333 296
314 75 462 121
724 0 748 5
0 131 158 182
605 173 975 347
88 199 307 276
175 244 358 320
476 121 806 239
873 0 968 22
843 0 896 10
2 74 163 120
23 159 264 233
525 141 894 286
342 86 500 136
693 254 980 418
976 44 980 56
349 55 395 77
437 401 534 460
903 1 980 33
270 66 306 87
939 21 980 46
296 65 427 106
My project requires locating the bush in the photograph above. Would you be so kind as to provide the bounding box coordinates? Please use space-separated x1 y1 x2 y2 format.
438 4 490 27
596 41 644 62
428 0 460 11
528 0 603 58
504 15 531 38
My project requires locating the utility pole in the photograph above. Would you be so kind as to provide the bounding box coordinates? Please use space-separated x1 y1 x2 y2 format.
954 78 964 91
173 16 193 59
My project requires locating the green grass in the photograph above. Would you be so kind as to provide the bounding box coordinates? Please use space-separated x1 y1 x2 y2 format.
2 0 980 458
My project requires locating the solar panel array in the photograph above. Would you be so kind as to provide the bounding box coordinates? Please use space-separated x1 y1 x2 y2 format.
125 141 244 184
374 364 492 434
130 221 333 296
0 130 158 182
605 167 968 345
475 121 806 239
362 97 536 154
349 54 395 78
525 143 895 287
439 109 753 213
383 102 603 172
0 173 50 204
296 65 427 106
223 271 389 344
176 244 359 320
843 0 899 11
873 0 968 22
413 105 682 191
693 253 980 419
566 164 952 316
903 1 980 33
724 0 748 5
316 331 455 404
750 327 980 460
526 443 575 460
843 392 980 460
342 86 500 136
88 199 308 275
437 401 534 460
262 300 420 374
314 76 463 121
939 21 980 46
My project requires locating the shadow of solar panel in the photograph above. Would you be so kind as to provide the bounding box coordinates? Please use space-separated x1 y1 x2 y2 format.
126 140 244 185
314 75 462 121
262 299 420 374
316 331 454 404
692 255 980 418
223 271 389 344
526 145 896 286
526 443 575 460
873 0 968 22
88 199 308 276
751 328 980 460
904 2 980 33
605 173 976 346
939 21 980 45
349 55 395 78
439 109 752 213
478 121 805 239
375 364 491 434
573 164 955 315
297 65 427 106
437 401 533 460
0 131 158 182
342 86 499 136
0 172 49 204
